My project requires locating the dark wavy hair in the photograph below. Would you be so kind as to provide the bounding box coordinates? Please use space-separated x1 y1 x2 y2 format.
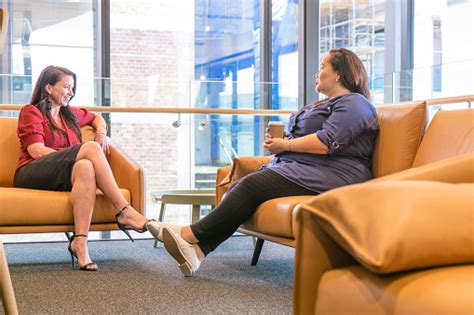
327 48 371 100
30 65 82 141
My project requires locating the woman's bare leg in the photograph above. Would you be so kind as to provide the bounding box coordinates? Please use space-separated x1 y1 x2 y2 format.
75 141 146 230
70 159 96 267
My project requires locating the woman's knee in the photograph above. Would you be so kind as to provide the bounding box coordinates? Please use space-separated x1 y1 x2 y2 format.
72 159 96 183
79 141 103 158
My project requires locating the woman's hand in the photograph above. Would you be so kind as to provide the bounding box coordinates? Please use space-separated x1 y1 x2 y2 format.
94 132 109 153
263 138 290 155
91 115 109 153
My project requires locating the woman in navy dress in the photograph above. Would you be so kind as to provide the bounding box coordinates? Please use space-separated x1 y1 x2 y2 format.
149 48 379 276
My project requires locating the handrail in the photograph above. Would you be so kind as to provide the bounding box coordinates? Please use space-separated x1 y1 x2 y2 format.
0 104 295 115
424 94 474 106
0 94 472 114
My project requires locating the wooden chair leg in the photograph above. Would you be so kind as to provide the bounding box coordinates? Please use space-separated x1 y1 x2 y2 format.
251 238 265 266
0 241 18 315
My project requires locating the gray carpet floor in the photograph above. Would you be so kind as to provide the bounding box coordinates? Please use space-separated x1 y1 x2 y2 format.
3 236 294 314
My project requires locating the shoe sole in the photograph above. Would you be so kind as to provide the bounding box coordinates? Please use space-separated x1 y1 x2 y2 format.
162 227 193 277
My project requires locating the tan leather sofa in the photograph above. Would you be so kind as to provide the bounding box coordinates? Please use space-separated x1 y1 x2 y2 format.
293 153 474 314
0 116 145 235
216 101 430 264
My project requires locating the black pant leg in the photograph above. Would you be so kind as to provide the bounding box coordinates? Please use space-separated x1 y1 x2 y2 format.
191 169 315 256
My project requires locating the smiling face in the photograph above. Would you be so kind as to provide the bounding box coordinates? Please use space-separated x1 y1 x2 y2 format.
314 55 341 97
45 75 75 107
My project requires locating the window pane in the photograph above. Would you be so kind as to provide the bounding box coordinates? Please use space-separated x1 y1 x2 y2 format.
6 1 94 105
272 0 298 109
413 0 474 99
319 0 385 103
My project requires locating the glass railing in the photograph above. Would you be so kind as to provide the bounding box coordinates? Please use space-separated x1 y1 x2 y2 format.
369 58 474 105
0 67 472 243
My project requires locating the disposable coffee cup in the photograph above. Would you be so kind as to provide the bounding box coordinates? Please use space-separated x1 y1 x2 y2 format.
268 121 285 138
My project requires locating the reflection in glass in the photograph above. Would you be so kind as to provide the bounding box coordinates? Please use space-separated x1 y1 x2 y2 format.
319 0 385 103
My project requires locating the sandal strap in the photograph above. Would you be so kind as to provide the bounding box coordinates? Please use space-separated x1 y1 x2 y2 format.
115 203 131 218
80 262 98 271
74 234 88 238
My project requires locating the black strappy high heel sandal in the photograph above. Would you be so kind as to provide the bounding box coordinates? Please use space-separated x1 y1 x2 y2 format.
115 203 156 242
67 234 98 271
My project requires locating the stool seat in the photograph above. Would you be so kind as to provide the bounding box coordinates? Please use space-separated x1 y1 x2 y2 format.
150 189 216 247
151 189 215 205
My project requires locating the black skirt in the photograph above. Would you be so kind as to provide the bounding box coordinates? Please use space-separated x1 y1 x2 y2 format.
14 144 83 192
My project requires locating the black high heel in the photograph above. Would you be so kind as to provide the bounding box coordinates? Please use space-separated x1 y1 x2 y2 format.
115 203 155 242
68 234 98 271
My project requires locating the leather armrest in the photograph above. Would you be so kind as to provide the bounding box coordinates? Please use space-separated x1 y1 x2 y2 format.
216 165 232 205
370 153 474 184
293 206 356 314
215 156 272 205
107 144 145 215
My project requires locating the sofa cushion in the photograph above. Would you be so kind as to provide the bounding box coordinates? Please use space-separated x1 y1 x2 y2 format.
372 102 427 178
315 265 474 315
0 187 130 225
302 180 474 273
241 196 313 238
412 109 474 167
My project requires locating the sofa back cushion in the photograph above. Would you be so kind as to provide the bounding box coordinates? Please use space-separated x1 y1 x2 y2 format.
372 102 427 178
0 117 96 188
0 117 20 187
302 180 474 274
412 109 474 167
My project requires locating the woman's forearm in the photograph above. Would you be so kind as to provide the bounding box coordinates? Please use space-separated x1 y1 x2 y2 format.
92 115 107 135
289 134 328 155
27 143 57 159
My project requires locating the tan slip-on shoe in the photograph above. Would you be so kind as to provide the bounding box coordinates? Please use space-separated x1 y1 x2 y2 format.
162 227 201 277
147 221 182 242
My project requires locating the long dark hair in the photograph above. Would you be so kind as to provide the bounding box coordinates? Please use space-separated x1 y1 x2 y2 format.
30 65 82 140
327 48 371 100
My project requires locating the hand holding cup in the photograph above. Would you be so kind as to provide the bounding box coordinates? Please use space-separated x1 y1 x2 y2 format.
267 121 285 139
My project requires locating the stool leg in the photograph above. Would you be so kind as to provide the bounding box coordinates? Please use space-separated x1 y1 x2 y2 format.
191 204 200 224
154 203 166 248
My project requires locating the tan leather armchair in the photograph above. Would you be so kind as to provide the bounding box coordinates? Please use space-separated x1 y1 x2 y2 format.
0 117 145 234
293 154 474 314
216 101 429 264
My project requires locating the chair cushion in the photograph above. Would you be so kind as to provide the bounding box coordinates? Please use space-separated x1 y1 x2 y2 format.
315 265 474 315
302 180 474 273
413 109 474 167
0 187 130 225
372 102 427 178
241 196 313 238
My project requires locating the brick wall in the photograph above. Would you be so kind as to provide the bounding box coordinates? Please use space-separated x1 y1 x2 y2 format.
109 0 194 213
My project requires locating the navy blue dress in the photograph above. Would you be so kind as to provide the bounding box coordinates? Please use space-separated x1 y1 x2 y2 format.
262 93 379 193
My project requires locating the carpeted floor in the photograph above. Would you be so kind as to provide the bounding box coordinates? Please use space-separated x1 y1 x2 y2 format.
3 236 294 314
